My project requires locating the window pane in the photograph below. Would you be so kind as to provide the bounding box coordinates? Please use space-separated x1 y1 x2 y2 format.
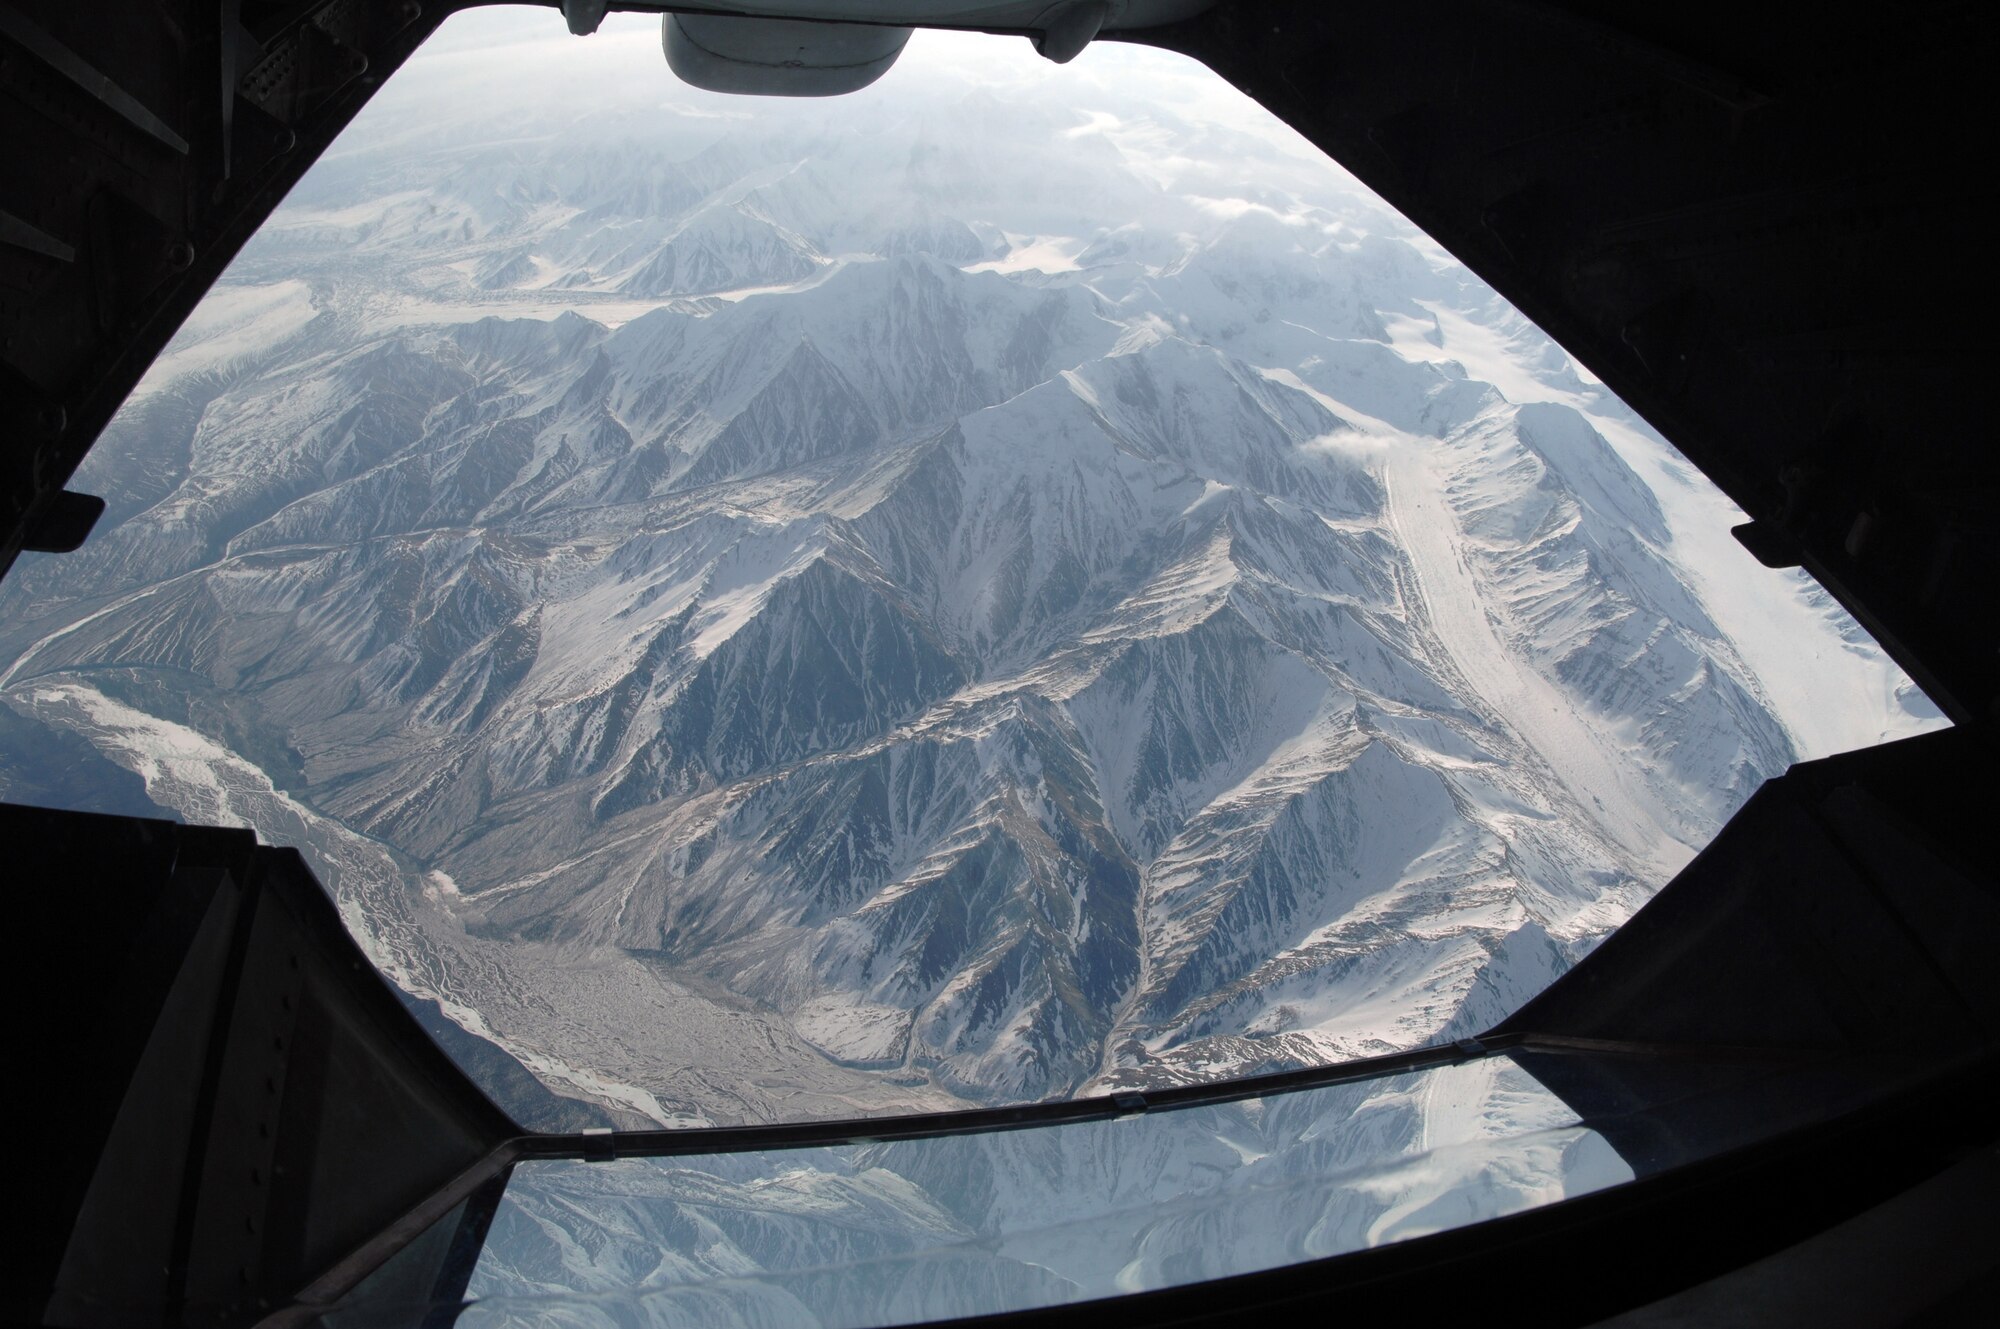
0 9 1942 1132
436 1042 1905 1326
471 1055 1626 1322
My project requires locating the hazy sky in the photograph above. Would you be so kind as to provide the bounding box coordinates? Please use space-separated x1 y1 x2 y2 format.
343 5 1345 178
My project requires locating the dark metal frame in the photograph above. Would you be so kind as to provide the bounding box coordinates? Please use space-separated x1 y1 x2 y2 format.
8 3 2000 1324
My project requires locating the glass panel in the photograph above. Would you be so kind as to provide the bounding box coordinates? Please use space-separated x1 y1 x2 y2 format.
0 7 1945 1134
460 1055 1627 1325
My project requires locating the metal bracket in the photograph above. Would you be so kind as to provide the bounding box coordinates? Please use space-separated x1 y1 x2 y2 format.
562 0 607 37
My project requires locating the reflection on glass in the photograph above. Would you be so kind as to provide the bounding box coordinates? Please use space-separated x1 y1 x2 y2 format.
459 1055 1630 1326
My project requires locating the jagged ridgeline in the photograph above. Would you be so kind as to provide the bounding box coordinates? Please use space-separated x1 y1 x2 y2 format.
0 18 1934 1131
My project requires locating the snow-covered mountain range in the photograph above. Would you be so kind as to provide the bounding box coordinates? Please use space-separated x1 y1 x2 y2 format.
463 1053 1633 1324
0 15 1935 1148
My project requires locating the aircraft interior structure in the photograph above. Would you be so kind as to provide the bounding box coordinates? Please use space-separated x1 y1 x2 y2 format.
3 2 1997 1324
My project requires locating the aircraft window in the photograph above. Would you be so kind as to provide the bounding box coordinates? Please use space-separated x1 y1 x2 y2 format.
0 4 1943 1145
468 1055 1632 1319
327 1038 1917 1325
